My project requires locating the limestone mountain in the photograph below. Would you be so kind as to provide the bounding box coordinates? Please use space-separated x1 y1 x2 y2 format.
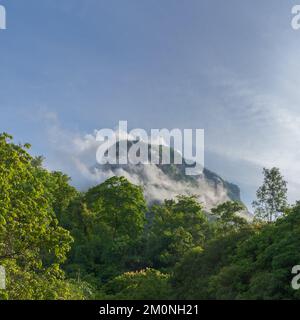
90 140 244 213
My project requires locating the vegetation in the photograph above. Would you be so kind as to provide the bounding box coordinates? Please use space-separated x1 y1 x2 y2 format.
0 134 299 300
252 167 288 222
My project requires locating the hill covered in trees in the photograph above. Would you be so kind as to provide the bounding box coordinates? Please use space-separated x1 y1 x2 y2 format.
0 133 299 300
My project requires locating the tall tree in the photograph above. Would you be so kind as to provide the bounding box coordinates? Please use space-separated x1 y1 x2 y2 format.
147 196 208 270
64 176 147 282
85 176 147 242
0 133 81 299
252 168 288 222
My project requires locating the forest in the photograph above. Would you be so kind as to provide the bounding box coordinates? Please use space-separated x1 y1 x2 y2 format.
0 133 300 300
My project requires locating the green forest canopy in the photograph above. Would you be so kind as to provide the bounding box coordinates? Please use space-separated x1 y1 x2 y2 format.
0 133 299 300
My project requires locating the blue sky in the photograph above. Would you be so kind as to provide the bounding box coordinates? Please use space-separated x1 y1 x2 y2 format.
1 0 300 208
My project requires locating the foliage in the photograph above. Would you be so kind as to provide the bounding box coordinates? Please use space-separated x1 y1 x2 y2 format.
1 135 299 300
172 204 300 300
146 196 208 270
211 201 248 236
98 268 171 300
0 134 77 299
172 227 255 299
62 176 147 283
252 168 288 222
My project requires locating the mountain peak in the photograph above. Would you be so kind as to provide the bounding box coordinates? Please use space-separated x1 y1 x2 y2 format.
91 140 241 210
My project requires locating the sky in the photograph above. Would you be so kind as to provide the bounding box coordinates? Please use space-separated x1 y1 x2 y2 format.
1 0 300 209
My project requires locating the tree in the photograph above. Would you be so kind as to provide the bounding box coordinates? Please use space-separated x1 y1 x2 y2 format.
63 176 147 282
208 203 300 300
85 176 147 241
147 196 208 270
211 201 248 236
171 227 254 299
0 133 76 299
252 168 288 222
99 268 171 300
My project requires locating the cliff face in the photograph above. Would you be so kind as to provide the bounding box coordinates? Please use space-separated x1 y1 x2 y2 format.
91 141 242 211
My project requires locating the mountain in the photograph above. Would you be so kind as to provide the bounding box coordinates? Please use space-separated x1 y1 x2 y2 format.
90 140 246 213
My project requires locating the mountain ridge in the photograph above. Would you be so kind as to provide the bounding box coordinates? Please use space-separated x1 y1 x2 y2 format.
90 140 245 213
